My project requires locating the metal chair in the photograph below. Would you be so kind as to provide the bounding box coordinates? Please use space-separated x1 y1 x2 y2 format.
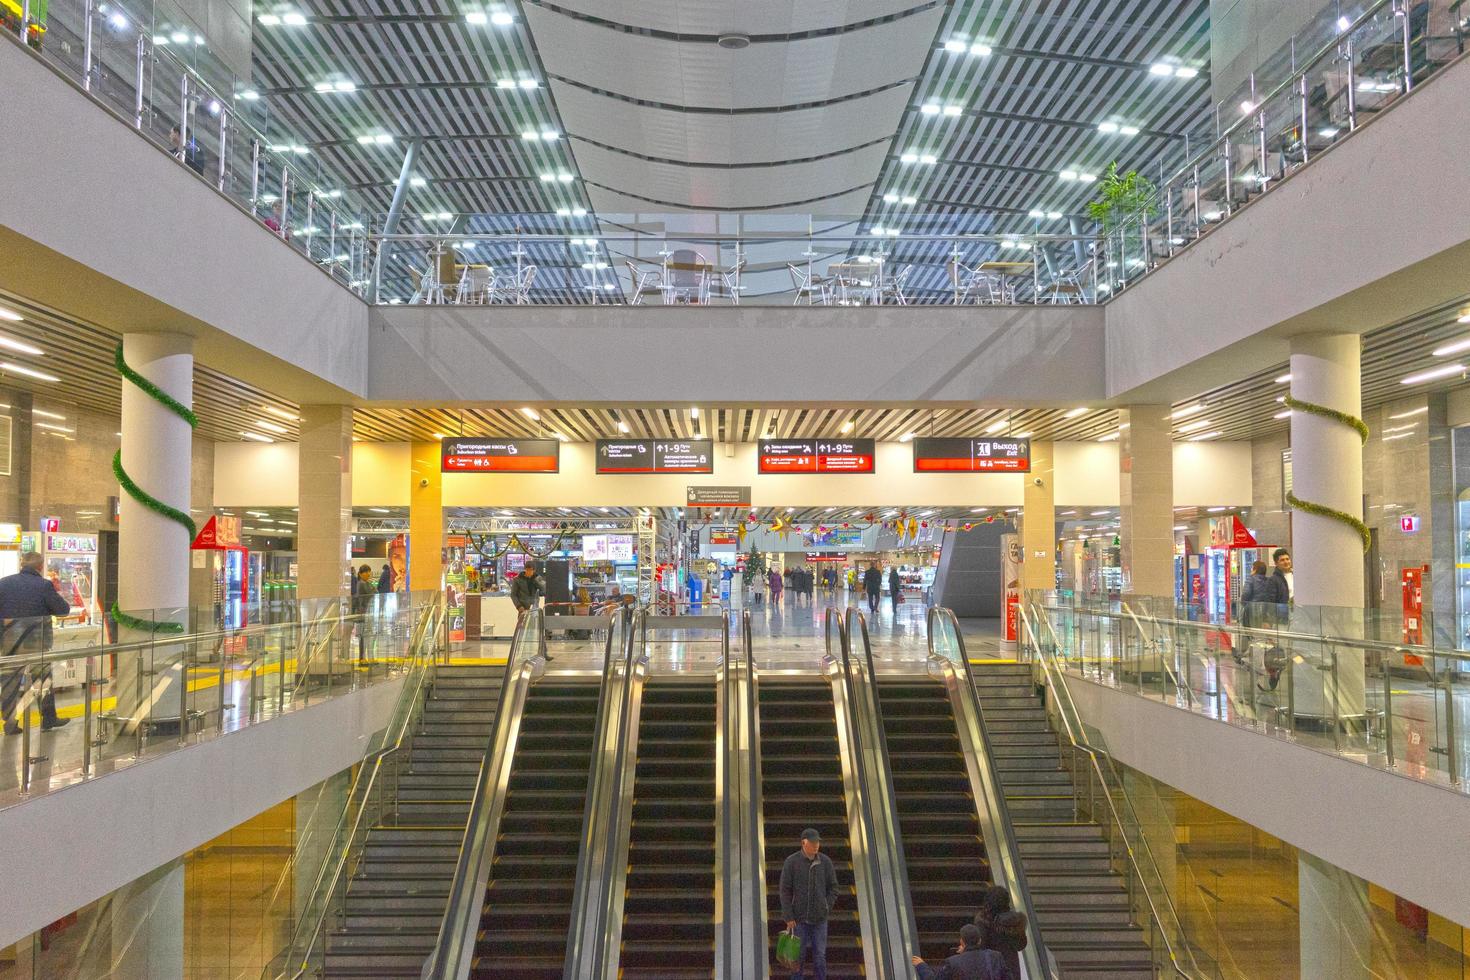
665 248 711 304
455 265 493 304
948 260 1000 304
1048 262 1089 304
720 258 746 305
512 265 537 304
879 264 912 305
626 259 663 305
788 263 831 305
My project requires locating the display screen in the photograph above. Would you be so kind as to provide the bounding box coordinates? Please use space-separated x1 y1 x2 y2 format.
596 439 714 474
442 438 560 473
913 437 1031 473
584 534 635 562
758 439 875 474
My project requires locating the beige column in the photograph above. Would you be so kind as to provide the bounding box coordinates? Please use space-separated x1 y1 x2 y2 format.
1119 405 1174 598
409 440 443 594
296 406 353 601
1022 440 1056 593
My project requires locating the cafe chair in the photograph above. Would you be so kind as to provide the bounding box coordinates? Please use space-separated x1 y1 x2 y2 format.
880 264 912 305
665 248 712 304
626 259 663 305
455 265 493 304
720 258 746 305
788 263 831 305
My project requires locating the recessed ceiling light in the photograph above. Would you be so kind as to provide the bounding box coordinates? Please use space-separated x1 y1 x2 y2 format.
1175 66 1199 79
1099 432 1120 442
1176 418 1213 433
518 78 538 90
942 105 962 117
257 13 280 25
466 10 488 24
572 207 588 217
901 196 916 205
617 421 630 433
1388 407 1429 419
1171 403 1204 419
900 152 918 164
431 432 444 440
920 103 940 116
1120 125 1139 136
496 79 516 90
1063 407 1087 418
970 43 992 56
241 431 274 442
985 420 1008 434
1401 364 1465 385
0 335 41 357
170 29 189 43
35 422 74 433
238 88 260 101
884 192 900 203
898 432 915 442
840 420 854 434
943 39 966 53
255 419 289 434
0 363 58 382
1188 431 1223 441
1059 170 1079 181
281 11 306 26
491 10 514 25
1098 121 1119 134
919 153 938 165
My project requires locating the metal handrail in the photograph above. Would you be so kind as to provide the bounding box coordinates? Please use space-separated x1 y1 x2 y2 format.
821 607 913 978
562 606 645 979
736 609 771 979
422 607 569 979
275 599 445 979
925 607 1056 980
1017 600 1204 979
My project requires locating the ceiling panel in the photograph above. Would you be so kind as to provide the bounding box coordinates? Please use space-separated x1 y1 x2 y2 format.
536 0 930 36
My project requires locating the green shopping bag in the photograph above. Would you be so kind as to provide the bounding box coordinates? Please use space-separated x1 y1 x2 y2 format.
775 928 802 969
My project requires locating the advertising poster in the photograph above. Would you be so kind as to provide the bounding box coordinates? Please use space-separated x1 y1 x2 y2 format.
445 556 468 643
1001 533 1021 652
388 534 407 593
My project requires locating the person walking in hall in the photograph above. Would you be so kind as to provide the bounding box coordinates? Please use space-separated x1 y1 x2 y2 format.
350 564 377 661
0 552 72 734
769 567 784 606
912 923 1008 980
510 560 549 659
377 562 393 596
863 562 882 615
779 828 838 980
973 884 1028 980
1235 560 1272 665
888 565 903 615
1257 549 1294 691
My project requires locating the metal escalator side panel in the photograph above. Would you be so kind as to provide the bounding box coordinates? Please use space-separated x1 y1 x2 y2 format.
423 608 546 980
742 612 771 980
727 609 769 980
926 607 1056 980
826 664 888 980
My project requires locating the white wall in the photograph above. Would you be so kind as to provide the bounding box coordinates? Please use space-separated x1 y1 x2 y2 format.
215 440 1255 509
0 678 403 947
1067 676 1470 923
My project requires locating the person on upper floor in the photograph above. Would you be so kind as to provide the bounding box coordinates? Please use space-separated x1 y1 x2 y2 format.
0 552 72 734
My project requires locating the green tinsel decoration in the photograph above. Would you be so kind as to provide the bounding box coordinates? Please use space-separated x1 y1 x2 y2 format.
113 344 198 633
1282 394 1369 445
1280 393 1372 552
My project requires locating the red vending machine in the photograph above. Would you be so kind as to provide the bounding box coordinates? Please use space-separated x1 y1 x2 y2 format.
1401 565 1428 664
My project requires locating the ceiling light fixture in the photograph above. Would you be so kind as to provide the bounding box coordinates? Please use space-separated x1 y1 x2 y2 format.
1170 403 1204 419
496 78 516 89
970 42 992 56
255 419 288 434
241 431 274 442
491 10 514 25
1063 407 1087 418
1098 121 1119 134
1176 418 1213 433
465 10 487 24
1433 337 1470 357
31 409 64 420
943 39 966 53
1188 431 1223 441
0 308 23 322
1120 125 1140 136
1274 410 1292 419
0 335 42 356
1387 406 1428 419
0 363 58 382
898 432 916 442
1275 373 1292 383
262 405 298 421
518 78 538 90
1401 364 1465 385
281 11 306 26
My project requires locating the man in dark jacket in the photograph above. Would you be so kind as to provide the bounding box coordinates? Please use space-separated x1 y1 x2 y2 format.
0 552 72 733
377 563 393 596
509 562 550 660
863 564 882 615
974 885 1028 980
913 923 1008 980
888 566 902 614
779 828 838 980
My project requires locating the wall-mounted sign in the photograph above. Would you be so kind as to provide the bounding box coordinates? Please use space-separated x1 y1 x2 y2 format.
0 523 20 548
758 439 875 474
687 486 751 508
804 527 865 547
1400 514 1421 533
597 439 713 474
442 438 560 473
585 533 636 562
709 526 738 547
40 517 60 534
192 515 243 550
46 533 97 554
1207 515 1257 548
804 552 849 563
913 437 1031 473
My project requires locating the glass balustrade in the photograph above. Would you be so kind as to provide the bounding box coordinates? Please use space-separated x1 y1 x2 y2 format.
1025 589 1470 793
0 591 445 808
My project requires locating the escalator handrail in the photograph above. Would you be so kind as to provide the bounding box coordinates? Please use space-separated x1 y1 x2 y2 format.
1016 600 1204 979
420 607 546 980
844 608 922 969
741 609 769 976
821 607 915 978
925 606 1057 980
723 608 769 979
563 605 645 979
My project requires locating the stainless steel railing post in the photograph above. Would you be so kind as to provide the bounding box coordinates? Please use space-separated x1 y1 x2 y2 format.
17 0 29 41
178 642 190 746
1382 666 1395 767
1345 41 1359 131
133 35 146 129
1399 0 1415 92
1445 666 1460 786
20 676 32 793
1298 74 1311 165
82 0 95 91
1330 647 1342 751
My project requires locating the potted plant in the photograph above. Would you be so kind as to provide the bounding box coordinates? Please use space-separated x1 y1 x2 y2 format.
1086 163 1158 278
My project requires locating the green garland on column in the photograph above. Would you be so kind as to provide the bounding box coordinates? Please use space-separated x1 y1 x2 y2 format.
111 343 197 634
1281 393 1371 552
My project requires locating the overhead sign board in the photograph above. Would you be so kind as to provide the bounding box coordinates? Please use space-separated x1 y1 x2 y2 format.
687 486 752 508
442 438 560 473
758 439 875 474
913 437 1031 473
596 439 714 474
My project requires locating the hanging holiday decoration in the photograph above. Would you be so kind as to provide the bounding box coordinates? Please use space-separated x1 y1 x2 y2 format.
111 344 195 635
1281 394 1372 551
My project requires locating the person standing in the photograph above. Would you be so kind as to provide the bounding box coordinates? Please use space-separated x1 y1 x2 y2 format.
377 562 393 596
1259 549 1293 691
350 564 377 661
888 566 903 615
973 885 1028 980
1271 548 1294 604
913 923 1008 980
751 566 766 607
779 828 838 980
863 563 882 615
0 552 72 734
510 560 549 659
769 567 784 606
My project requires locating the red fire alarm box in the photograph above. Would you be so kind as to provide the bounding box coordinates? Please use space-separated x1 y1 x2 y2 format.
1401 565 1428 660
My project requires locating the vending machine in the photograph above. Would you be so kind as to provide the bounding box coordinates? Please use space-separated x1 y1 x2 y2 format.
192 515 250 634
1202 516 1276 625
38 532 99 628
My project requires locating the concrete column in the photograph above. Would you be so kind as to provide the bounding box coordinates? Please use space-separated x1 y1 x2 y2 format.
1289 334 1365 714
1289 334 1365 608
1022 440 1056 593
1299 850 1371 980
409 441 443 594
296 406 354 601
1119 405 1174 599
117 333 192 721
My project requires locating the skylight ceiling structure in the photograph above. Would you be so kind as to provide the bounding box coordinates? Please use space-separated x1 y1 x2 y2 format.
247 0 1212 302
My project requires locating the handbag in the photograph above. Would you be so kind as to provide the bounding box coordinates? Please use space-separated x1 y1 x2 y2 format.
775 928 802 969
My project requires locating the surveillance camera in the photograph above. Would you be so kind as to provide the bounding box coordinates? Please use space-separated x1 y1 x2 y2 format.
419 478 429 488
1032 477 1044 487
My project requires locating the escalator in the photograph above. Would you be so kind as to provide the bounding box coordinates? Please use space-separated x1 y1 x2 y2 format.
618 681 718 978
759 681 864 978
472 681 601 978
876 681 993 964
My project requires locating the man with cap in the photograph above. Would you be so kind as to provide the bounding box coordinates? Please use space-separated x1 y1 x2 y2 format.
779 827 838 979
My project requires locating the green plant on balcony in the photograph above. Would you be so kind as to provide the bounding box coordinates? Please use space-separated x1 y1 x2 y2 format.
1087 163 1159 275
